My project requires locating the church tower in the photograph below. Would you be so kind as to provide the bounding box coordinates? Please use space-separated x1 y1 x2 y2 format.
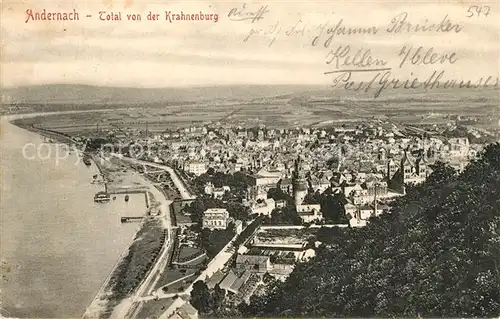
293 156 308 206
400 149 414 184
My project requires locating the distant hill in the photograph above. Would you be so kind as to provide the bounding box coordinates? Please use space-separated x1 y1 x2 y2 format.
240 143 500 318
1 84 498 106
0 84 329 105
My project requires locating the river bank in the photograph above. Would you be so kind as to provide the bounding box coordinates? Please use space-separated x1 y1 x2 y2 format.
2 111 177 318
83 216 166 319
80 144 173 319
0 114 143 317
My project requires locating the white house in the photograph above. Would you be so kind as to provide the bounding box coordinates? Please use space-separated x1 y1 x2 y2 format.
296 204 323 223
202 208 230 230
184 161 207 176
251 198 276 216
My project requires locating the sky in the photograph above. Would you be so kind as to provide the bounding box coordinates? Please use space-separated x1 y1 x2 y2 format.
1 0 499 88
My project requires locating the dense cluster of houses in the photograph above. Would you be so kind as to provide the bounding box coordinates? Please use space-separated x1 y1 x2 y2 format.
163 128 482 317
197 135 477 228
105 124 478 231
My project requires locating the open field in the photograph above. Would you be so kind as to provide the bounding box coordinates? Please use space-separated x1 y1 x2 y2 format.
136 298 176 319
153 247 206 292
8 85 499 133
154 267 198 292
100 218 166 317
255 228 318 245
178 245 204 262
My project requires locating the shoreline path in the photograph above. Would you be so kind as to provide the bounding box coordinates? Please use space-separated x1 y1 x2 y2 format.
108 154 195 319
1 110 194 319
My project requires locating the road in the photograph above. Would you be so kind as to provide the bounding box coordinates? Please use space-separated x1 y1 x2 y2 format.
109 190 172 319
3 111 194 319
108 156 195 319
138 231 239 302
110 154 195 200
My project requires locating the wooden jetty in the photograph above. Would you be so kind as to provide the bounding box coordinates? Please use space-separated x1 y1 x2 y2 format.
121 216 143 223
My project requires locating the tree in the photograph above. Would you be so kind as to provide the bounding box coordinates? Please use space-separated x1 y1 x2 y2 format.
186 195 224 223
241 144 500 318
190 281 213 314
267 187 293 204
199 226 235 258
192 171 251 201
226 201 251 221
212 284 225 314
319 192 348 223
303 190 321 204
268 206 301 225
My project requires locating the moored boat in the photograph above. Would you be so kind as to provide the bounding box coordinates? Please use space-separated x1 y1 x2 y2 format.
94 191 111 203
83 156 92 166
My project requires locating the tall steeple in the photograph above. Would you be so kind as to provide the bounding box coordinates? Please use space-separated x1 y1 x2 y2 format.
294 156 305 179
336 146 342 172
293 156 308 206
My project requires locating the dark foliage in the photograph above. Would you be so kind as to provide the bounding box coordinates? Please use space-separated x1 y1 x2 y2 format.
190 281 227 316
263 206 302 225
199 226 235 259
192 172 252 200
233 216 265 248
185 195 251 223
85 138 114 152
103 219 165 315
190 281 213 314
242 143 500 318
267 188 294 206
304 189 349 224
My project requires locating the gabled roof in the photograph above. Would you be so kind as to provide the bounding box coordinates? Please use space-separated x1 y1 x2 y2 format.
359 204 374 211
236 255 270 265
415 154 427 164
230 270 252 292
179 302 198 316
364 175 380 183
280 178 292 185
207 270 225 289
401 151 414 167
219 270 238 293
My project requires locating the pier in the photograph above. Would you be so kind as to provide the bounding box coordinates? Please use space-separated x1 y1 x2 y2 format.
121 216 143 223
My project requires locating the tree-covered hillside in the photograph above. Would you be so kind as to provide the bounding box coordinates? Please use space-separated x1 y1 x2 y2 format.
241 143 500 318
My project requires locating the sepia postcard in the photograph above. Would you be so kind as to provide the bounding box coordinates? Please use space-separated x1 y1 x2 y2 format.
1 0 499 318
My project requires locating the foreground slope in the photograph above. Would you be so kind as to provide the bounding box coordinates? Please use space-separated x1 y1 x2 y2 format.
241 143 500 318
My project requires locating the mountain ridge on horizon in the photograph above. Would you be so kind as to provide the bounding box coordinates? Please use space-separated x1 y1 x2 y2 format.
0 84 332 105
1 83 498 105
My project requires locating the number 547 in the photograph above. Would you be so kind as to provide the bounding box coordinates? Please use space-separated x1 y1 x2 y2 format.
466 5 491 17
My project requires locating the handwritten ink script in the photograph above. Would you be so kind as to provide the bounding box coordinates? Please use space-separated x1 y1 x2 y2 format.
235 7 498 98
228 3 270 23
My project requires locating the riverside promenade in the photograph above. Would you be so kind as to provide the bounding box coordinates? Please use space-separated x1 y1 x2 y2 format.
82 155 187 319
110 154 195 200
81 220 145 319
105 155 195 319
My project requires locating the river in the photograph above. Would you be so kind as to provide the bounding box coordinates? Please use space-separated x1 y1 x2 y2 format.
0 117 145 318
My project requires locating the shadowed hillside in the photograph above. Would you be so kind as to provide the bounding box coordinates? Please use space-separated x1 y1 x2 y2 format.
240 143 500 318
0 84 329 105
1 84 498 105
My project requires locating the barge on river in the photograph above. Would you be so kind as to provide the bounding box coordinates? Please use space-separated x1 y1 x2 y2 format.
94 191 111 203
83 156 92 166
